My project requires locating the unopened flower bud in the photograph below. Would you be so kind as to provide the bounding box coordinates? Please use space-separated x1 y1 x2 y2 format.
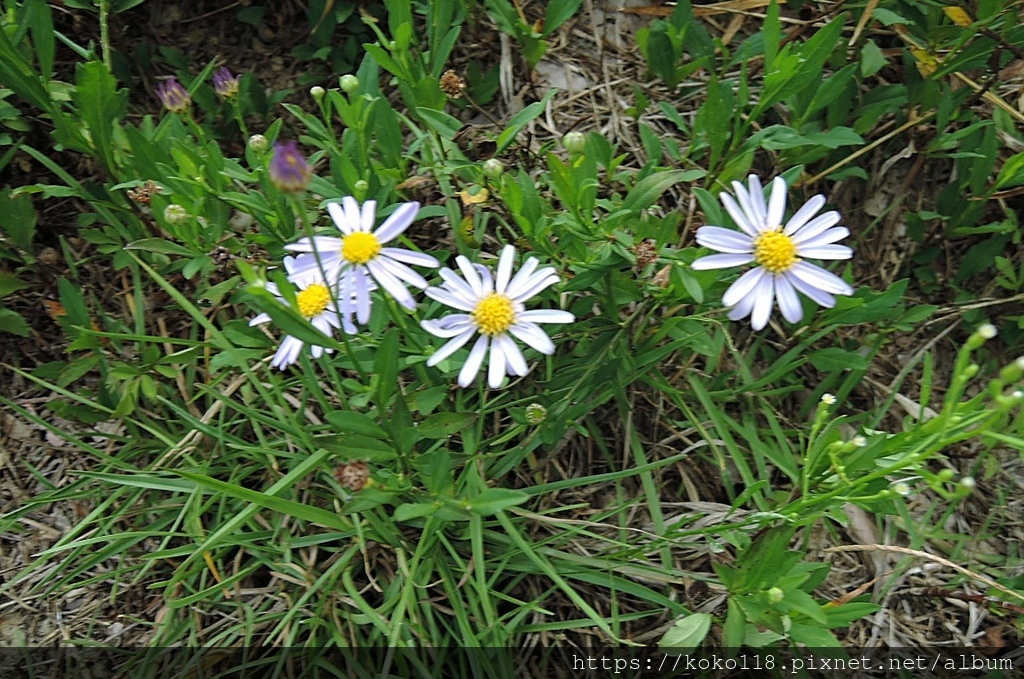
892 482 911 496
163 204 189 225
269 140 312 193
525 403 547 425
966 323 997 350
310 85 326 101
562 131 586 154
213 67 240 98
821 393 836 405
998 357 1024 384
340 74 359 93
353 180 369 200
937 469 955 483
767 587 784 604
248 134 268 153
483 158 504 180
156 76 190 114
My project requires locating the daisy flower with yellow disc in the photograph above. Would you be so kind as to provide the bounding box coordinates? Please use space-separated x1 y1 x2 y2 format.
421 245 575 389
692 174 854 330
285 197 438 327
249 256 352 369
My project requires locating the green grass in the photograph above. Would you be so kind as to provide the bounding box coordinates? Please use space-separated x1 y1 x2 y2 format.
1 0 1024 674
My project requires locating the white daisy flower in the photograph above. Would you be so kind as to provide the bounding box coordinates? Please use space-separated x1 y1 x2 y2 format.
284 196 439 326
692 174 854 331
249 256 349 370
421 245 575 389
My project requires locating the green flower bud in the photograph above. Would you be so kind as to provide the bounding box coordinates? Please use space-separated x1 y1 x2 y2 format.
483 158 504 180
562 131 586 154
767 587 784 604
966 323 997 350
525 403 547 425
937 469 955 483
310 85 326 101
248 134 268 153
340 74 359 93
353 180 369 201
163 204 189 225
998 357 1024 384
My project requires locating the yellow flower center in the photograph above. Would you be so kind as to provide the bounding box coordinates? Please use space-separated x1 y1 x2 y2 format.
753 229 798 274
342 232 382 265
473 293 515 336
296 283 331 318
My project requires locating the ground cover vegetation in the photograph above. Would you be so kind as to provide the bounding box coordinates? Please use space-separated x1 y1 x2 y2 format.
1 0 1024 675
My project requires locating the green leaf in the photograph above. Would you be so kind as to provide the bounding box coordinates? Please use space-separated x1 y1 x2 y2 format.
325 410 389 439
0 187 37 252
72 60 128 174
25 0 55 80
176 467 349 532
417 412 478 439
374 328 400 407
0 272 30 298
125 238 197 257
860 39 886 77
416 107 462 138
542 0 583 36
244 284 346 353
0 307 30 336
658 613 712 650
622 169 702 213
496 90 558 153
394 502 438 522
807 348 870 373
465 488 528 516
994 151 1024 190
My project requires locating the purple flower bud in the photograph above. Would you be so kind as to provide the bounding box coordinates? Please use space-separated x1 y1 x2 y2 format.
269 141 312 192
157 76 190 114
213 67 240 98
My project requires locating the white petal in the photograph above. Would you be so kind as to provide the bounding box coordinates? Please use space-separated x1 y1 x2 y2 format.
425 286 477 312
495 245 516 294
505 257 540 297
456 255 484 297
774 274 803 323
510 272 559 302
790 261 853 295
328 201 355 235
783 195 826 235
691 253 755 270
727 291 756 322
310 343 325 359
795 227 849 249
508 322 555 355
732 180 764 234
272 335 304 369
487 340 507 388
798 245 853 260
517 309 574 324
355 267 371 324
765 176 788 230
458 335 489 387
496 334 528 376
695 226 754 254
784 270 836 308
507 264 556 300
339 268 356 327
360 199 377 233
721 192 759 238
721 267 767 308
374 201 419 243
250 313 271 326
380 247 438 268
750 275 775 331
367 259 415 309
746 174 768 225
378 256 429 289
789 211 841 243
426 327 477 365
475 263 494 294
437 268 478 302
421 315 475 338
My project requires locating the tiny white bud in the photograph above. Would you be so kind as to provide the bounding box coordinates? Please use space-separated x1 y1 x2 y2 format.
310 85 326 101
248 134 268 153
340 74 359 93
820 393 836 405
